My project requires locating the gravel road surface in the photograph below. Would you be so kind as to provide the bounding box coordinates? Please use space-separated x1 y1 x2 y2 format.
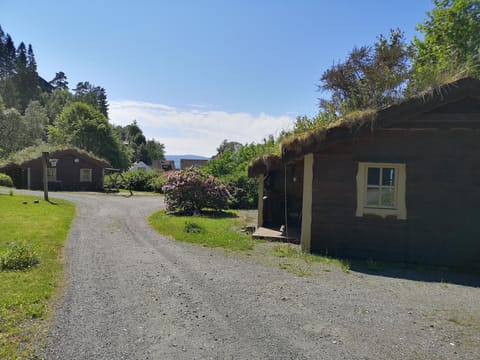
39 193 479 360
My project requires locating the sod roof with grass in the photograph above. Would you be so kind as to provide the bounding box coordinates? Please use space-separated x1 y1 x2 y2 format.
0 144 111 169
280 77 480 163
248 76 480 176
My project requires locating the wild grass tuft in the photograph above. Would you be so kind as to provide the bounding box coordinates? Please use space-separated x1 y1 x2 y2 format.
271 244 350 274
184 221 203 234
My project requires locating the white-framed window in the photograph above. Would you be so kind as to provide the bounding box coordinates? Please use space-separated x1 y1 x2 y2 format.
356 162 406 219
47 168 56 182
80 168 92 182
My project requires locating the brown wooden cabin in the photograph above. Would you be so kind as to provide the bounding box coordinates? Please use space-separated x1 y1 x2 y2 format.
0 146 110 191
251 77 480 270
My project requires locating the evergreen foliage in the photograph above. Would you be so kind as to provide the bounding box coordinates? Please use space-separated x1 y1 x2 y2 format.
49 71 69 90
114 120 165 165
0 33 41 112
74 81 109 118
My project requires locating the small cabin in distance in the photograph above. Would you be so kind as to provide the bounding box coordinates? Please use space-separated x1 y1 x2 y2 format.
0 146 110 191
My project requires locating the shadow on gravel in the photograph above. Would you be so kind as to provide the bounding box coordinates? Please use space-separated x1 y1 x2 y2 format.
349 260 480 287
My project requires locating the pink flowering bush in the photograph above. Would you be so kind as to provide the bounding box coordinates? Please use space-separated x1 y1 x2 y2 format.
162 167 230 213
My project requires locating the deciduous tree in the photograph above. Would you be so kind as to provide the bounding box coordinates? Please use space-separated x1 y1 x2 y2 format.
410 0 480 92
318 29 412 117
24 100 49 142
48 102 128 168
0 108 28 156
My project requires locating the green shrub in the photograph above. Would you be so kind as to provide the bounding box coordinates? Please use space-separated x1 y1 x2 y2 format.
148 174 167 193
0 241 39 271
225 175 258 209
121 169 159 191
0 173 14 188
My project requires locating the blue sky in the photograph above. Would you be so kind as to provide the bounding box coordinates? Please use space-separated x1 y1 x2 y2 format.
1 1 433 156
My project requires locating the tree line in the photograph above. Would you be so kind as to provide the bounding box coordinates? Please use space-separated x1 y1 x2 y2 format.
0 25 165 168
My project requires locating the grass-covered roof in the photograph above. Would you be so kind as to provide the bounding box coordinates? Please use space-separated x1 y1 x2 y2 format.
280 76 480 163
248 153 283 178
247 76 480 176
0 144 110 169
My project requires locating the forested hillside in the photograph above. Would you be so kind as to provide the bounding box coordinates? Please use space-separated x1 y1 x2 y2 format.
0 25 164 169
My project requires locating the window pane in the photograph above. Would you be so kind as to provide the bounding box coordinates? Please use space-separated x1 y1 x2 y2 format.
366 187 380 205
367 168 380 185
381 188 395 207
382 168 395 186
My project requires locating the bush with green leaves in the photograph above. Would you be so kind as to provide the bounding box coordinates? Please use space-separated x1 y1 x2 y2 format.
224 175 258 209
0 241 39 271
203 139 279 209
162 167 230 213
0 172 14 188
121 169 159 191
148 173 167 193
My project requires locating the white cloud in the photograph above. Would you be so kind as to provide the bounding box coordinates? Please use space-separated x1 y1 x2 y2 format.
109 100 295 157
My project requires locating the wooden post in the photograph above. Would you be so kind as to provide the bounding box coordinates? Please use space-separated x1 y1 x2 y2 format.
301 153 314 253
42 152 49 201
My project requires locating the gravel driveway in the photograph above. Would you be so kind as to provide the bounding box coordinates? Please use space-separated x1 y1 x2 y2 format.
38 193 479 360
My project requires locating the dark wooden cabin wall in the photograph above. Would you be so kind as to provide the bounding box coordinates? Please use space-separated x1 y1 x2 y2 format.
310 128 480 269
19 156 104 191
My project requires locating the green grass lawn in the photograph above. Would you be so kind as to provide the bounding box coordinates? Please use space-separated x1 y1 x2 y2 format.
0 193 75 359
148 210 255 251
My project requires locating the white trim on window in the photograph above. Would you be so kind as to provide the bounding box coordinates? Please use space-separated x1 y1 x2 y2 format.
80 168 92 182
356 162 406 219
47 167 56 182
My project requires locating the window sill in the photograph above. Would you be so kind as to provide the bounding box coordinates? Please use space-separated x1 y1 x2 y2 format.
356 206 406 220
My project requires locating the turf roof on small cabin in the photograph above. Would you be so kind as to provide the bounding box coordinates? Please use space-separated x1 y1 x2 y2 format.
281 77 480 163
248 76 480 177
0 144 111 169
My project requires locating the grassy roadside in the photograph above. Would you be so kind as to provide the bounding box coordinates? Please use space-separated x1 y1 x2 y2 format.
270 244 350 276
148 210 255 251
148 209 352 276
0 193 76 359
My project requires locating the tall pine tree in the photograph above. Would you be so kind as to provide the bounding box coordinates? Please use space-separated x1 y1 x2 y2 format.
14 42 40 111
